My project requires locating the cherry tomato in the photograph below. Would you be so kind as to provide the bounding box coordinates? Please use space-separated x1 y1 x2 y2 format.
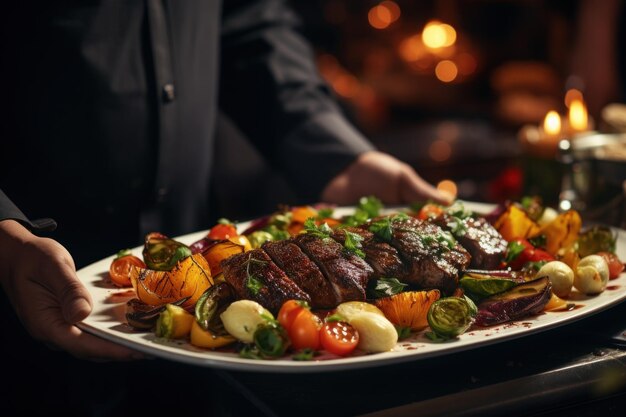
320 321 359 356
416 203 444 220
207 222 237 240
288 309 322 351
278 299 308 330
109 255 146 287
507 239 554 270
597 252 625 279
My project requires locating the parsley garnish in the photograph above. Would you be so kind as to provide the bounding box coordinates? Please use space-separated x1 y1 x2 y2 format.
505 241 526 263
317 207 334 220
395 325 412 340
342 196 383 226
368 213 409 241
343 230 366 258
246 275 264 296
447 216 468 237
292 348 317 361
303 218 333 239
367 277 408 298
244 254 267 295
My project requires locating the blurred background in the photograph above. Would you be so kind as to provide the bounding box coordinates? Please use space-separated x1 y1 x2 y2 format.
213 0 626 224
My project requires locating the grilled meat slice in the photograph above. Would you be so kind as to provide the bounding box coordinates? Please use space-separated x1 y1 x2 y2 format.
263 240 339 309
387 216 471 294
293 234 374 303
332 228 408 280
221 249 310 313
434 215 508 269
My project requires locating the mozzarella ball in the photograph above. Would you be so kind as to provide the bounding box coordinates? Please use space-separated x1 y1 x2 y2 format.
574 255 610 295
537 261 574 298
220 300 272 343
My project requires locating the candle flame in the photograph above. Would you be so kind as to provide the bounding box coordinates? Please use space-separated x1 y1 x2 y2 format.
568 99 588 132
543 111 561 136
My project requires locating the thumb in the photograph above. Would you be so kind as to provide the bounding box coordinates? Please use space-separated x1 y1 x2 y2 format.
41 259 93 324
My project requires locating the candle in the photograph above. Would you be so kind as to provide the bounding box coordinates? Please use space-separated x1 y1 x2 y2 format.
518 110 563 158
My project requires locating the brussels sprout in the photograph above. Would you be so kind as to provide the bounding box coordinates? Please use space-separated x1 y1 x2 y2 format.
536 261 574 298
427 297 475 338
156 304 194 339
247 231 274 249
574 255 610 295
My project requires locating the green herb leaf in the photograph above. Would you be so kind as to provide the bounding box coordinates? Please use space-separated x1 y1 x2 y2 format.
444 201 472 219
246 275 264 296
115 248 132 259
368 213 409 242
343 230 365 258
358 196 383 218
303 218 333 239
317 208 334 219
324 313 346 323
505 241 526 263
425 331 450 342
239 344 263 360
447 216 468 237
367 277 408 298
395 325 412 340
528 235 547 249
292 348 317 361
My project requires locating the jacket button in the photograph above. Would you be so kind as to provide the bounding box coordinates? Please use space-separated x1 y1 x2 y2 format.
162 84 175 102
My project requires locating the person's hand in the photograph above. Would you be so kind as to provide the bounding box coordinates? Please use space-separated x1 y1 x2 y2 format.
0 220 142 361
321 150 454 206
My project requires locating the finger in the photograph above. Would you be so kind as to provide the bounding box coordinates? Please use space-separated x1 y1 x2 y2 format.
33 256 94 324
399 168 454 205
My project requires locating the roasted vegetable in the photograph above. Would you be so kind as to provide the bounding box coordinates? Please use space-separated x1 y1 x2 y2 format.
474 276 552 327
459 274 519 301
129 253 212 310
574 255 609 295
427 296 476 338
253 321 290 358
143 232 192 271
125 298 168 330
156 303 194 339
195 282 235 332
373 290 441 331
577 226 617 258
537 210 581 256
493 205 541 241
199 239 246 276
190 321 236 349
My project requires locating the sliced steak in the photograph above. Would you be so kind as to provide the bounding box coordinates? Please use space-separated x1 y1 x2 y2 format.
387 216 471 294
332 227 408 280
221 249 310 313
293 234 373 303
262 240 339 309
434 215 508 269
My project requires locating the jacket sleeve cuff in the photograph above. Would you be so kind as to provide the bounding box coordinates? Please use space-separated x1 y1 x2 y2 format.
0 189 57 233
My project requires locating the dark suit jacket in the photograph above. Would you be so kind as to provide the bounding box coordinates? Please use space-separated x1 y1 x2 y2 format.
0 0 373 266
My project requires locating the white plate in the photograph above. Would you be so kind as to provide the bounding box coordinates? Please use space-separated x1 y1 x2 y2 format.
77 201 626 373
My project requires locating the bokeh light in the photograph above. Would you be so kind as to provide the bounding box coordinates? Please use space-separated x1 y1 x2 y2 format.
435 60 458 82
